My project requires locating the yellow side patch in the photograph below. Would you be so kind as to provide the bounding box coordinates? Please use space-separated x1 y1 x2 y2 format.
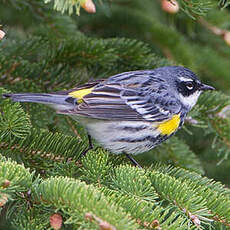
69 87 94 103
157 114 180 136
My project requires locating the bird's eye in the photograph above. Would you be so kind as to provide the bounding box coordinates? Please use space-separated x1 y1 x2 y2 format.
185 82 194 90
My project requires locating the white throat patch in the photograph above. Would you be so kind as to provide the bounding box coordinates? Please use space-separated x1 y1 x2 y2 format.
179 91 201 109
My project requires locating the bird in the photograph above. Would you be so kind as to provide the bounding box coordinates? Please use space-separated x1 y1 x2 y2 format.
3 66 215 167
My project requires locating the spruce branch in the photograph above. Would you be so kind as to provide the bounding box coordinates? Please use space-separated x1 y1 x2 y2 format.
44 0 96 15
0 35 169 91
101 165 204 229
149 170 212 227
102 181 189 229
153 164 230 226
152 136 204 174
65 117 82 140
84 212 116 230
199 17 230 46
44 0 219 18
218 0 230 8
32 176 138 229
44 0 82 15
0 156 34 222
196 91 230 116
0 92 86 166
80 148 113 185
0 88 86 166
177 0 214 18
0 128 86 166
110 165 158 202
1 1 230 228
0 88 31 139
209 117 230 164
189 91 230 163
156 164 230 195
0 158 33 190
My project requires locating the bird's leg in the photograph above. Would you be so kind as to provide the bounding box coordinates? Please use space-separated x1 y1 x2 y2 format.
81 134 93 156
125 153 142 168
81 136 142 169
88 134 93 149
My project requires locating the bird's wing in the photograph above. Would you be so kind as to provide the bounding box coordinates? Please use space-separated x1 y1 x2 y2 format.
60 71 182 121
55 79 105 95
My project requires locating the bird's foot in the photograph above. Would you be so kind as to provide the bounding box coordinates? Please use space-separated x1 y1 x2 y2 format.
125 153 142 168
81 134 93 157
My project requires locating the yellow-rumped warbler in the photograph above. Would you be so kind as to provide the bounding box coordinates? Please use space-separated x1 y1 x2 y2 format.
3 66 214 166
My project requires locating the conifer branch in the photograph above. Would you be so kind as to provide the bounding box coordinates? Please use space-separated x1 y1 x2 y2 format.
0 157 33 190
33 176 138 229
0 128 86 165
177 0 214 18
0 88 31 139
153 136 204 174
1 1 230 228
153 164 230 225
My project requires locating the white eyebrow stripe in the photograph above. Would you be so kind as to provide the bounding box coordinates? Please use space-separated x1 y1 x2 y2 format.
178 76 193 82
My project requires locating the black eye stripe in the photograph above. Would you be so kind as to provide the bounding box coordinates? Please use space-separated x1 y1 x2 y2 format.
176 80 199 97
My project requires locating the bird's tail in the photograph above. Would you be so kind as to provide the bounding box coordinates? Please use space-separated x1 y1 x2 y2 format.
2 93 76 111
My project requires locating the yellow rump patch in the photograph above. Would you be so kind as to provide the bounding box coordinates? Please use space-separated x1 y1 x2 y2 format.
69 87 94 103
157 114 180 136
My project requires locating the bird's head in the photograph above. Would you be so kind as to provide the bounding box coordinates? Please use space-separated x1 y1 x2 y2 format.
157 66 215 109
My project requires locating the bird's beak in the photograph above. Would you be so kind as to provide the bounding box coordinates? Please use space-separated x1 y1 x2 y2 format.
200 83 215 91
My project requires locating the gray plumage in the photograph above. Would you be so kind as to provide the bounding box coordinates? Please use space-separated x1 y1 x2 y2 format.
2 66 214 155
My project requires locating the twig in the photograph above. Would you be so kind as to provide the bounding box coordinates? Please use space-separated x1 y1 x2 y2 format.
65 117 82 140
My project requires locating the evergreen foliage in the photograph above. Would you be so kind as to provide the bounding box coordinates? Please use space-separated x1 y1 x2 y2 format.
1 0 230 229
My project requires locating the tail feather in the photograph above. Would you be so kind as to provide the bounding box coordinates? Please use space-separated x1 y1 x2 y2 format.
2 93 76 111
